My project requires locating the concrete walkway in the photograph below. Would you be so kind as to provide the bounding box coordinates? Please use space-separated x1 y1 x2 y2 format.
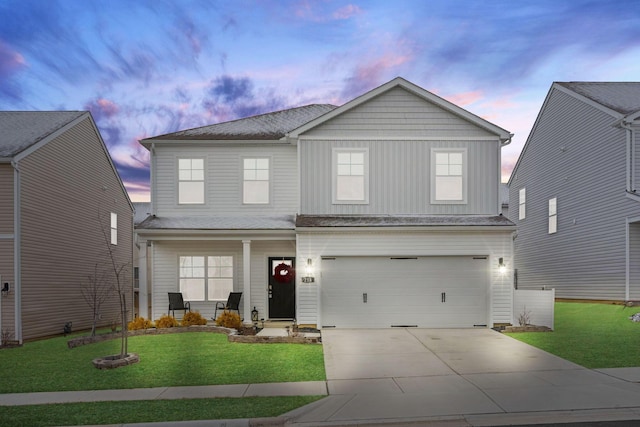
3 328 640 426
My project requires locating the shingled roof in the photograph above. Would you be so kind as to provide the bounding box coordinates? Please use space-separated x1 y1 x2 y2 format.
0 111 86 157
556 82 640 116
143 104 336 142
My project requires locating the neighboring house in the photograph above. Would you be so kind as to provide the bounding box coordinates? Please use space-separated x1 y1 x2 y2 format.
133 202 151 318
0 111 133 343
136 77 515 328
508 82 640 301
500 183 509 218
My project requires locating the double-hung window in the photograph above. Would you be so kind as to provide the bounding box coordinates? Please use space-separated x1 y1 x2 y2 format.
333 148 368 204
548 197 557 234
519 188 526 220
179 255 233 302
243 158 269 204
178 158 204 204
432 149 467 203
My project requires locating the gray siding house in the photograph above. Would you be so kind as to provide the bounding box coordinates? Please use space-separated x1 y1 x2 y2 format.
0 112 133 343
137 77 516 328
508 82 640 301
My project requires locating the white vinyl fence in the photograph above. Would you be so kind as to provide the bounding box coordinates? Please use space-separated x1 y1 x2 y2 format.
513 288 555 330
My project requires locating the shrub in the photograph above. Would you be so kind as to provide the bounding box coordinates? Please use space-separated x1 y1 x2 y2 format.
181 311 208 326
128 317 154 331
215 310 242 329
155 314 179 328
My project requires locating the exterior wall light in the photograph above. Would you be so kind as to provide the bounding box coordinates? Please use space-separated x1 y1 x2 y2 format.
1 282 8 297
498 258 507 275
302 258 315 283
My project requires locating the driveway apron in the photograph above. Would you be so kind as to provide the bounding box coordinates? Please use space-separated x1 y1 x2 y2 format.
292 328 640 424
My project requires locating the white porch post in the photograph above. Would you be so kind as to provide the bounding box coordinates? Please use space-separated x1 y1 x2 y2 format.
138 239 149 319
242 240 251 322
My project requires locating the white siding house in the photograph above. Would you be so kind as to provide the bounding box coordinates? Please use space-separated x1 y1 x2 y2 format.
508 82 640 301
137 77 515 328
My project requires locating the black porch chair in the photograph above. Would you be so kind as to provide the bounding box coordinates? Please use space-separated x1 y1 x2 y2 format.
214 292 242 320
168 292 191 317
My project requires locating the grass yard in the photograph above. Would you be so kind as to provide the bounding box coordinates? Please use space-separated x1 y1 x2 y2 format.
0 396 324 427
506 301 640 369
0 331 326 393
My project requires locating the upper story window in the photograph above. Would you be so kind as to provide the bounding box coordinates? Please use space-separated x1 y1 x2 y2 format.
548 197 557 234
179 255 233 302
333 148 369 204
110 212 117 245
178 158 204 204
519 188 526 220
431 149 467 204
243 158 269 204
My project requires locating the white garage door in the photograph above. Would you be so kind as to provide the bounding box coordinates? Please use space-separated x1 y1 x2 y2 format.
320 256 488 328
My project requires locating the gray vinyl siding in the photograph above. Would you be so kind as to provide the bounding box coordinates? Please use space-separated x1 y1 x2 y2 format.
634 127 640 192
629 223 640 300
510 87 638 300
0 239 14 337
300 139 498 215
154 144 297 217
296 230 513 326
150 239 295 321
18 117 133 340
0 165 12 234
0 165 14 335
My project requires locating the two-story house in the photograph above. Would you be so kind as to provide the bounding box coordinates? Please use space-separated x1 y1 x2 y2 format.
137 77 515 328
0 111 133 343
508 82 640 302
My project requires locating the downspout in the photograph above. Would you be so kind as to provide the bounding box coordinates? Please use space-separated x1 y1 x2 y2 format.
11 160 22 344
620 120 634 301
150 143 156 216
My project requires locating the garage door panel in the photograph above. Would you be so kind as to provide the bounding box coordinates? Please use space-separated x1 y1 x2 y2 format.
321 256 488 328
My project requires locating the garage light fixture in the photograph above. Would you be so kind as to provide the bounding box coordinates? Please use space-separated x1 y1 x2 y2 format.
302 258 315 283
498 258 507 275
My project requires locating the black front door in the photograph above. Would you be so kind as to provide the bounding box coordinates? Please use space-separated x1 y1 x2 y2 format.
268 257 295 319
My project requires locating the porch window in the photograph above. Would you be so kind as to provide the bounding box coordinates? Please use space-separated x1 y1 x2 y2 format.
178 158 205 204
243 158 269 204
333 148 368 204
179 255 233 301
110 212 117 245
431 149 467 204
548 197 557 234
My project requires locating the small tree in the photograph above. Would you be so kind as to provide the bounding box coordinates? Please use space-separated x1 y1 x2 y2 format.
81 264 112 337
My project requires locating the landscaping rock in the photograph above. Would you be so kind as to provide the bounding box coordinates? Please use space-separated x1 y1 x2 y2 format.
630 313 640 322
503 325 552 333
92 353 140 369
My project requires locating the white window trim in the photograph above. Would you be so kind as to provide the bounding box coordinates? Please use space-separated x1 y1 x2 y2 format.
242 156 271 205
332 147 369 205
110 212 117 245
178 254 235 302
177 157 205 205
549 197 557 234
430 148 468 205
519 187 526 220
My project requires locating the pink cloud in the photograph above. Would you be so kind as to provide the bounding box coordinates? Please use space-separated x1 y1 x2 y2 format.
333 4 362 20
444 90 484 107
294 1 362 22
85 98 119 120
0 41 26 77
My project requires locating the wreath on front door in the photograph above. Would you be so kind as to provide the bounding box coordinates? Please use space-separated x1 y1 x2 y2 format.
273 262 295 283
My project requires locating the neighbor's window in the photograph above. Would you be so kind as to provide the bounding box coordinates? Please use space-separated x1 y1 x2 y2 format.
179 255 233 302
110 212 117 245
243 158 269 204
519 188 526 220
178 158 205 204
333 149 368 203
548 197 557 234
432 149 467 203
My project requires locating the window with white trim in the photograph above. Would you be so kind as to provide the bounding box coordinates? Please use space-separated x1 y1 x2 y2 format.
110 212 117 245
432 149 467 203
179 255 233 302
333 149 368 203
519 188 526 220
243 158 269 204
548 197 557 234
178 158 204 204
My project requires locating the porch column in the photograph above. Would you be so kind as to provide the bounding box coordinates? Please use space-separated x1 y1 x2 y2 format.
138 239 149 319
242 240 251 322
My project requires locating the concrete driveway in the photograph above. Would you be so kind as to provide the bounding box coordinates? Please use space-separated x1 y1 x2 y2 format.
289 328 640 425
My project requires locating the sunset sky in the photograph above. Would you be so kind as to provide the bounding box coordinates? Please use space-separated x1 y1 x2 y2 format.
1 0 639 201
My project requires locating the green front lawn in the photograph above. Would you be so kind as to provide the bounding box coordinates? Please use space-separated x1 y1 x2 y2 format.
506 301 640 369
0 331 325 393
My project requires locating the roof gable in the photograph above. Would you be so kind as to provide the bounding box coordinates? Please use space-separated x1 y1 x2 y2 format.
0 111 86 157
555 82 640 116
287 77 512 142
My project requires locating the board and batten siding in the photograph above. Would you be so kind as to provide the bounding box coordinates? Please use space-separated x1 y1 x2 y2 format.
296 230 513 326
510 87 639 300
300 139 499 215
18 117 133 340
154 144 298 217
150 239 295 321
